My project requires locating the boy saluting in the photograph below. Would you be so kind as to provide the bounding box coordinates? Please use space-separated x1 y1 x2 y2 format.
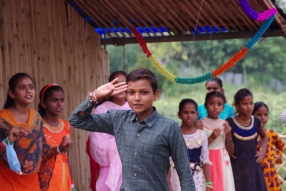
69 68 195 191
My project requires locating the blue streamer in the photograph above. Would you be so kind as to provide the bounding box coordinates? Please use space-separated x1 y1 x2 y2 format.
245 15 275 49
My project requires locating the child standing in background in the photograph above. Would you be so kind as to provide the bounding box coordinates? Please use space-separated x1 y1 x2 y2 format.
38 84 73 191
197 91 235 191
169 99 212 191
253 102 284 191
87 71 131 191
226 88 268 191
197 77 235 120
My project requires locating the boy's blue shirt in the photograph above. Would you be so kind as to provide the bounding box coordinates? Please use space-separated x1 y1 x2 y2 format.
197 103 235 120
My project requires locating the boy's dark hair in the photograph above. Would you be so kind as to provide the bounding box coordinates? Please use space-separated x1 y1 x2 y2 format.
204 91 226 105
233 88 253 106
178 99 198 112
38 85 64 116
4 73 34 109
126 68 158 92
252 102 269 115
205 77 223 88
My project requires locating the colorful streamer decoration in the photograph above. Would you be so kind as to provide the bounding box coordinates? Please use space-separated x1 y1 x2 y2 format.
131 15 275 84
239 0 277 21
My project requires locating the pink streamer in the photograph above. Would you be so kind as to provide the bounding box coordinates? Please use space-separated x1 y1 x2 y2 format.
257 8 277 21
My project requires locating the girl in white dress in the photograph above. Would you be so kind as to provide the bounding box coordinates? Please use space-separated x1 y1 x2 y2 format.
197 91 235 191
169 99 212 191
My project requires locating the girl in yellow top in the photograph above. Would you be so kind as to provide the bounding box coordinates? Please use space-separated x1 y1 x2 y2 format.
253 102 284 191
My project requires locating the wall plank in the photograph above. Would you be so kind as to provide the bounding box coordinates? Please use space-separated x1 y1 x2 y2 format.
0 1 109 190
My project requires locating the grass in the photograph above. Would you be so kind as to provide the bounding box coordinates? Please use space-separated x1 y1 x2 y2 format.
153 83 286 188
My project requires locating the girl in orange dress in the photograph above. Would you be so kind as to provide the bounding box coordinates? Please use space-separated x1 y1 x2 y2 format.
253 102 284 191
0 73 67 191
38 84 72 191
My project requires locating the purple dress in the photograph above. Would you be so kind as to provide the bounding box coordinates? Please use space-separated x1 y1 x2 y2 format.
226 116 267 191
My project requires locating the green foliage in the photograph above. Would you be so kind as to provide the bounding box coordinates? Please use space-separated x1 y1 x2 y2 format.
108 36 286 93
106 35 286 131
107 34 286 184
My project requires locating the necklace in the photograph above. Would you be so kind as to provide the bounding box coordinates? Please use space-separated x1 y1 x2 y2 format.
232 116 254 130
43 120 64 134
232 116 257 141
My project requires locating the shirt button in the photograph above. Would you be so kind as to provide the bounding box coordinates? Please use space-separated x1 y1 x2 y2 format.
137 133 140 137
134 152 137 155
134 173 137 177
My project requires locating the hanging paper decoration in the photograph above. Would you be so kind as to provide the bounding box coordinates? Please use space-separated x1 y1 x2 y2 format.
239 0 276 21
131 14 275 84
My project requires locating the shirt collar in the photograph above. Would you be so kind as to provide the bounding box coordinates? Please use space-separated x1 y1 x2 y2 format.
130 107 159 128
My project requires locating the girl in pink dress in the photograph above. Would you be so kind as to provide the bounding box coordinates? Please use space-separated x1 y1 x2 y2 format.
87 71 131 191
197 91 235 191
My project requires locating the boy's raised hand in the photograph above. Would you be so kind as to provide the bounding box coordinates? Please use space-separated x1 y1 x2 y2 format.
95 78 128 100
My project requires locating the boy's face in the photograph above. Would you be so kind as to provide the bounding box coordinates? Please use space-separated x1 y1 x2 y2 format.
127 79 159 120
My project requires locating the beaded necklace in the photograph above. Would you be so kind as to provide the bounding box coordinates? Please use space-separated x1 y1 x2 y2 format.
43 120 64 134
233 116 254 130
232 116 257 141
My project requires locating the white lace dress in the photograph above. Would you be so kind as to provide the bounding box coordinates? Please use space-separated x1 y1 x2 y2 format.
170 129 209 191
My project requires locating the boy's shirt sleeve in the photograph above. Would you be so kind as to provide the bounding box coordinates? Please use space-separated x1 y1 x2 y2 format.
169 123 195 191
69 98 114 135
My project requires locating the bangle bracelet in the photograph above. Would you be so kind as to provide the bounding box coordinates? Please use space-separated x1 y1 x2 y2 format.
205 182 213 185
56 146 64 154
89 90 98 104
206 185 213 190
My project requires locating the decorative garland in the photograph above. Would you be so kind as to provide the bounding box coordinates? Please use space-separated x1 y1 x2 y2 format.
130 16 275 84
239 0 277 21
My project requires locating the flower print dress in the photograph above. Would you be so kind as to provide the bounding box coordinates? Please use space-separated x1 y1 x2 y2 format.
257 129 284 191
